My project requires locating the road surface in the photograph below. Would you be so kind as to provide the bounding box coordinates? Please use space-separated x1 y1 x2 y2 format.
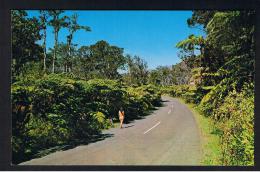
20 96 202 165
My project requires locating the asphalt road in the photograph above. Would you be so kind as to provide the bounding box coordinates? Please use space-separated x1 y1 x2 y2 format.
20 96 202 165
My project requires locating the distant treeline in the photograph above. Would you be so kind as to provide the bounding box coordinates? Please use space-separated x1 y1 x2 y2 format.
12 10 191 86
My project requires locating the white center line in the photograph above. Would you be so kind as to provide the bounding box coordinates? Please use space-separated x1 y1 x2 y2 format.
168 109 171 114
143 121 161 134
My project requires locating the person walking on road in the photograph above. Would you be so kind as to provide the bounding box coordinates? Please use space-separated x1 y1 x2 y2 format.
118 107 125 129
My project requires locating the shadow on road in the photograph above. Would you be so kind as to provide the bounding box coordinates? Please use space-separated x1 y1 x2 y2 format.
31 133 114 162
161 100 169 102
18 98 167 164
20 99 166 164
123 124 134 128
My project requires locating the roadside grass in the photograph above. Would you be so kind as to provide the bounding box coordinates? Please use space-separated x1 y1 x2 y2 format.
112 122 120 128
178 98 222 165
107 121 120 130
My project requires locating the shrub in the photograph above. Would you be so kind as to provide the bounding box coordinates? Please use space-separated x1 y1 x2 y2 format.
198 78 235 116
182 86 213 104
12 75 162 163
12 75 109 163
124 84 161 121
160 85 189 97
214 84 254 165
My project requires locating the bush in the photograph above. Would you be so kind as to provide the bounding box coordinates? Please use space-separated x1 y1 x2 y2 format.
12 75 110 163
214 84 254 165
12 75 162 164
182 86 213 104
198 78 235 117
160 85 189 97
124 84 161 121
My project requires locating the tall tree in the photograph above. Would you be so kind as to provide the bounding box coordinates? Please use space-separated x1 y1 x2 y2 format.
87 41 126 79
76 46 92 78
148 69 161 86
147 62 192 86
154 66 173 86
176 34 205 85
39 10 49 72
172 61 192 85
48 42 77 73
176 34 204 67
66 13 91 72
205 11 255 87
11 10 42 79
125 55 148 86
48 10 68 73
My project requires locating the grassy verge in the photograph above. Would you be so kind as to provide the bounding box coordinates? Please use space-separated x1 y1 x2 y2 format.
106 121 120 130
178 98 221 165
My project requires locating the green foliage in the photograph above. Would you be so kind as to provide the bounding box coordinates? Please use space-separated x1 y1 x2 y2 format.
198 78 235 117
181 10 255 165
48 10 68 73
11 10 43 80
161 85 189 97
147 61 193 86
12 75 162 164
39 10 49 72
83 40 126 79
162 82 254 166
65 13 91 72
161 84 211 104
187 10 216 29
11 9 255 166
12 75 103 163
176 34 204 64
148 66 175 86
122 84 161 122
91 111 110 130
214 84 254 165
123 55 149 86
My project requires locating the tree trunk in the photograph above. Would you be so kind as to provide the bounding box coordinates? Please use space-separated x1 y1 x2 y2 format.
68 36 72 73
43 29 47 72
68 46 71 73
52 31 58 73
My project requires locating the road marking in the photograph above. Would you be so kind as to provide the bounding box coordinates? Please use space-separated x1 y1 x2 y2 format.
143 121 161 134
168 109 171 114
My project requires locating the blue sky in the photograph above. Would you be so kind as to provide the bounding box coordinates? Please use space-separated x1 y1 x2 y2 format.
27 10 204 70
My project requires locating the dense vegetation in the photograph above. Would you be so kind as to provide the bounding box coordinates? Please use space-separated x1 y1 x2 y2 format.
11 10 255 165
12 74 161 163
160 10 255 165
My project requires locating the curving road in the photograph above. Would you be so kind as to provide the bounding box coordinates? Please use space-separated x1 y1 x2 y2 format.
20 96 202 165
